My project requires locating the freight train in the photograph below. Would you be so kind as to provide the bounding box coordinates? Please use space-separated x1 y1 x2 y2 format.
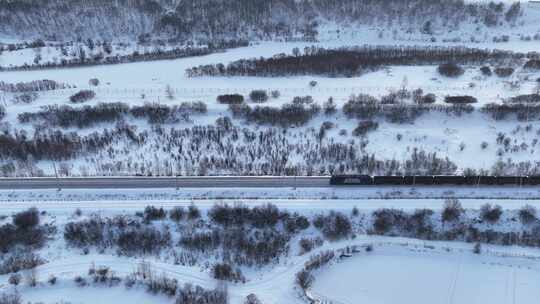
329 175 540 186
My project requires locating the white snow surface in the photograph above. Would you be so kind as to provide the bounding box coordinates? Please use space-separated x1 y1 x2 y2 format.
312 243 540 304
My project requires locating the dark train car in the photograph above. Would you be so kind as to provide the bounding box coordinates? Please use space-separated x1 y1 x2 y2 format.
433 175 466 185
403 176 434 185
330 175 534 186
495 176 522 185
373 176 404 185
330 175 373 185
464 175 479 185
479 176 498 185
526 176 540 185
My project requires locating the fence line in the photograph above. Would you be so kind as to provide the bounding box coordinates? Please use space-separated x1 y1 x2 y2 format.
27 84 486 98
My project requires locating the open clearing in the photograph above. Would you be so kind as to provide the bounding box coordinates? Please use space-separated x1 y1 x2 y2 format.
312 245 540 304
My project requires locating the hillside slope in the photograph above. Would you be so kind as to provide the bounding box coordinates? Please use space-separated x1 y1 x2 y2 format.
0 0 524 41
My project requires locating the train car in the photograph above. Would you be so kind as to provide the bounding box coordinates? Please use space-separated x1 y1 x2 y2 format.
495 176 523 185
373 176 404 185
330 175 373 185
403 176 434 185
526 176 540 185
433 175 466 185
330 175 533 186
464 175 479 185
479 176 498 185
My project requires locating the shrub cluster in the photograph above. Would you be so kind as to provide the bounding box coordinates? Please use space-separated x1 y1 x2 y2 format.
313 211 352 240
519 205 537 224
181 228 290 266
70 90 96 103
142 206 167 221
19 102 207 128
524 59 540 70
208 203 289 228
343 94 451 123
130 102 207 124
479 204 503 223
481 103 540 121
299 237 324 254
249 90 269 103
211 262 244 282
372 208 434 238
0 252 44 274
0 208 48 253
506 94 540 104
295 250 335 290
371 203 540 248
353 120 379 136
444 95 478 104
0 79 68 93
19 103 129 128
494 67 514 77
64 215 171 256
12 92 38 104
217 94 244 104
229 100 320 127
442 199 464 223
438 63 464 77
124 263 228 304
480 66 492 76
0 125 131 162
0 292 21 304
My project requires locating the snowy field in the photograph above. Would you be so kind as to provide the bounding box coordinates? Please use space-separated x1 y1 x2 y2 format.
2 233 540 304
312 243 540 304
1 46 540 176
1 5 540 176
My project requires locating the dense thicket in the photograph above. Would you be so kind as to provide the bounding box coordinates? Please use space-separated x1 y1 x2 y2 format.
180 203 308 266
343 94 474 123
0 0 520 41
0 126 133 161
0 80 69 92
19 103 129 128
70 90 96 103
506 94 540 104
481 103 540 121
0 208 50 253
18 102 207 128
370 203 540 248
186 46 522 77
64 215 171 256
229 101 320 127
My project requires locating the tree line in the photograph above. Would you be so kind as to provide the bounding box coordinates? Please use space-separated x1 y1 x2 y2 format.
186 45 524 77
18 102 208 128
0 0 522 41
0 42 248 71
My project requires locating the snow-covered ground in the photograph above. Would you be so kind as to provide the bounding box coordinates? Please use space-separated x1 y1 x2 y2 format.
21 284 170 304
1 8 540 176
1 60 540 176
1 191 539 304
2 234 540 304
312 243 540 304
2 185 540 204
2 2 540 304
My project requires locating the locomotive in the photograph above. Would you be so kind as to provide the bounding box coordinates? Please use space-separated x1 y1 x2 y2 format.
329 175 540 186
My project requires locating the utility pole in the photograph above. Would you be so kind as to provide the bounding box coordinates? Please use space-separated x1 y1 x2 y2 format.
53 161 61 192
